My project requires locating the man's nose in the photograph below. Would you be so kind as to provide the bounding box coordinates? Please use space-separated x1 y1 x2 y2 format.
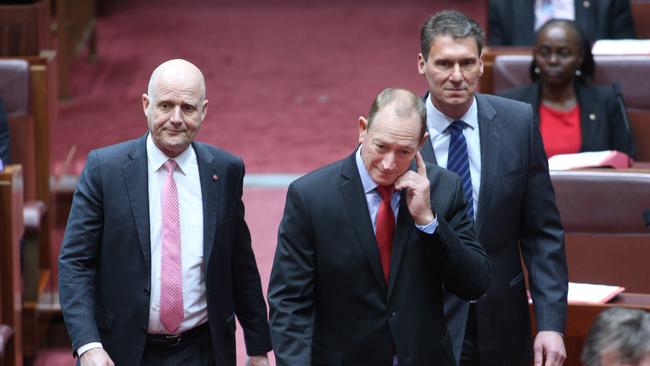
450 64 463 81
170 106 182 123
381 153 396 170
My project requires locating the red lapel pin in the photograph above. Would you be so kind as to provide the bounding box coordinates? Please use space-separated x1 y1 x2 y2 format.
212 174 219 181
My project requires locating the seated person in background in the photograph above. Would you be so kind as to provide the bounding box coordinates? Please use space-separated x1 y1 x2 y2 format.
488 0 636 46
500 19 636 158
0 97 9 165
581 307 650 366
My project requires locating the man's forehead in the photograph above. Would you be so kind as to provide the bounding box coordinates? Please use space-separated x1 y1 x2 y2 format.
429 35 480 56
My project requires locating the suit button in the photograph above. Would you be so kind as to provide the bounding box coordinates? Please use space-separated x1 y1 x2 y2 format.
144 287 150 296
389 311 398 318
141 325 147 332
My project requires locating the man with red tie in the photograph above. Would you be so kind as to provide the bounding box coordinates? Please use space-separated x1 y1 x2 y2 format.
268 87 491 366
58 59 271 366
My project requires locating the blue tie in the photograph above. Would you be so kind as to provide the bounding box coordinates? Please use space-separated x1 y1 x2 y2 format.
446 120 474 220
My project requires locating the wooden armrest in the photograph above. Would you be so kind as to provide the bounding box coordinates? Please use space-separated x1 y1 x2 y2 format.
23 199 47 230
0 324 14 361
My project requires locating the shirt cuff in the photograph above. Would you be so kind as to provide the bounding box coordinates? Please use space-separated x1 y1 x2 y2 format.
415 216 438 234
76 342 103 358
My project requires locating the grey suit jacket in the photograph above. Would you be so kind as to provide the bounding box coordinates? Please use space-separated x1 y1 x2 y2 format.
268 151 491 366
488 0 636 46
421 93 568 366
58 134 272 366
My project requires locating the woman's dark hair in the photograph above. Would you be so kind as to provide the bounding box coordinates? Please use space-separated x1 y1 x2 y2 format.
529 19 595 84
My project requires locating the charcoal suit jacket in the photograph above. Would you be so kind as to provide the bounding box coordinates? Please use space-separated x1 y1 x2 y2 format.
421 93 568 366
58 134 272 365
268 150 492 366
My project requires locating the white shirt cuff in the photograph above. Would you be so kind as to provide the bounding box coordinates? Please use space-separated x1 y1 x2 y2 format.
76 342 103 358
415 216 438 234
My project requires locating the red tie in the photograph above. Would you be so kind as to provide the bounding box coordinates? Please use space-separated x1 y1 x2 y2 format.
375 185 394 284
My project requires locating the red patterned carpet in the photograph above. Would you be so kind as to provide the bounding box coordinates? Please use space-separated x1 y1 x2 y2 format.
53 0 486 176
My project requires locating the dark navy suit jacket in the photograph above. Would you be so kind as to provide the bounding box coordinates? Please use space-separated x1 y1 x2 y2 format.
421 93 568 366
58 134 272 365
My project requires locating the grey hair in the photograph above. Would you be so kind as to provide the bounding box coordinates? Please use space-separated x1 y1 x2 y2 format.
367 88 427 138
420 10 484 60
581 307 650 366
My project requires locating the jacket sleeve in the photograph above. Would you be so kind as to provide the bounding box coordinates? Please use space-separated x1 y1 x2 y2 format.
58 150 105 354
230 160 273 356
422 170 492 301
267 182 316 366
519 108 569 334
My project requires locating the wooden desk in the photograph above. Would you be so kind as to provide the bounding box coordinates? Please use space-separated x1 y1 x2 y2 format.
531 293 650 366
0 165 25 366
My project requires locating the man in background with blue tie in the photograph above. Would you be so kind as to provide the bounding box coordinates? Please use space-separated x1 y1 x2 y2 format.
58 59 271 366
268 88 491 366
417 10 568 366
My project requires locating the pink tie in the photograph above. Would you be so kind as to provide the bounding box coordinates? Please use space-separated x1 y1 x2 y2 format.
160 159 184 333
375 185 395 284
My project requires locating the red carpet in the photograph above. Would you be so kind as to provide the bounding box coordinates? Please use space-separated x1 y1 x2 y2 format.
54 0 487 176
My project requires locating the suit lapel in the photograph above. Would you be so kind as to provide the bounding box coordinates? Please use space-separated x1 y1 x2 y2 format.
123 135 152 271
194 142 222 266
420 92 438 165
475 95 500 236
420 135 437 165
387 193 413 300
339 153 387 294
575 84 599 151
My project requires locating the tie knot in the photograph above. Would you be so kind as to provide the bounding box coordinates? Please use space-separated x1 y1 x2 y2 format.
446 120 466 135
376 185 394 201
164 159 177 173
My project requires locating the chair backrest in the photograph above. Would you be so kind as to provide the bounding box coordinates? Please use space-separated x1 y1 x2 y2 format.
632 0 650 39
0 59 29 117
493 54 650 108
551 170 650 292
493 54 650 160
0 59 35 199
551 170 650 234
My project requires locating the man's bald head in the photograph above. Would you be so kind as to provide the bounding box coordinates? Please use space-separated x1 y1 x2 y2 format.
147 59 206 103
142 59 209 157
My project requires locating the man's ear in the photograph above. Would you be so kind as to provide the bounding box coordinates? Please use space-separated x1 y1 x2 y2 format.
417 53 426 75
478 51 485 77
142 94 150 116
358 116 369 144
418 131 430 149
200 99 209 121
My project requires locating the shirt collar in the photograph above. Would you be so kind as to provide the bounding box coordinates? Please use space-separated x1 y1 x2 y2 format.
355 145 379 194
426 94 478 136
146 133 196 175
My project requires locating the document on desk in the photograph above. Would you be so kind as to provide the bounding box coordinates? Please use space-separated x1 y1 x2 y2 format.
548 150 632 170
592 40 650 55
568 282 625 304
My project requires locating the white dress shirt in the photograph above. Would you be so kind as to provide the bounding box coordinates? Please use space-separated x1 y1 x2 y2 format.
535 0 575 30
146 134 207 334
426 95 481 220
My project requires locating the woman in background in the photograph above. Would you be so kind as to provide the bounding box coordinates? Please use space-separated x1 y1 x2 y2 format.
500 19 636 158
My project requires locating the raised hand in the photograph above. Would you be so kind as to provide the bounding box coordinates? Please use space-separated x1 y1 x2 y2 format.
394 151 435 226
